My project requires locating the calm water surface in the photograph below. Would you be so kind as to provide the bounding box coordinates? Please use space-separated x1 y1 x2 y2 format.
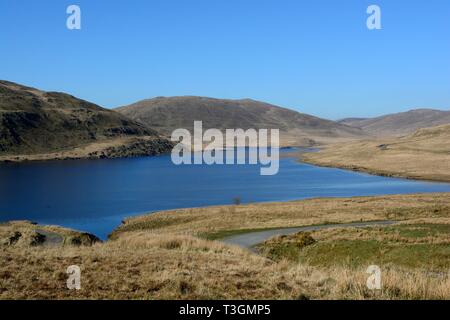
1 149 449 239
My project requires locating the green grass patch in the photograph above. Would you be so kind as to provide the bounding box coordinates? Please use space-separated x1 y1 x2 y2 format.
258 223 450 270
387 223 450 238
257 232 316 261
266 240 450 270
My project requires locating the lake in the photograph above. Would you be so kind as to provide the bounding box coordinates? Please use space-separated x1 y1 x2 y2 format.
1 149 449 239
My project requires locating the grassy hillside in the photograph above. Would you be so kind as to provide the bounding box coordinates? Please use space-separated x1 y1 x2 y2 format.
0 81 173 160
258 223 450 270
301 124 450 182
116 96 366 146
111 193 450 239
1 193 449 299
339 109 450 137
0 221 100 247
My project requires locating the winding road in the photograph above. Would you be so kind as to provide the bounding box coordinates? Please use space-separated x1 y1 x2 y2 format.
221 220 397 249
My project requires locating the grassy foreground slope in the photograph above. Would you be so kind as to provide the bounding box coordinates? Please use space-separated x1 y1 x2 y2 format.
2 193 448 300
301 124 450 182
0 193 450 299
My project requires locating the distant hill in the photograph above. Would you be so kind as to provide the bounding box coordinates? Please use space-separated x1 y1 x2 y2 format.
116 96 366 146
0 80 172 161
302 124 450 182
339 109 450 137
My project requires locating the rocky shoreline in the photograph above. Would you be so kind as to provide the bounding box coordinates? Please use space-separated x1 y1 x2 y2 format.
0 137 174 163
87 138 174 159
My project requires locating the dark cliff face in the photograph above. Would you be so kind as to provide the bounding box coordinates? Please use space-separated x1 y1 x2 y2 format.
0 80 171 156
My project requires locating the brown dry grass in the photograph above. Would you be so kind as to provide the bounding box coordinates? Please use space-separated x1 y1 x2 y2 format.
1 193 450 300
0 221 99 247
2 231 450 300
301 124 450 182
111 193 450 239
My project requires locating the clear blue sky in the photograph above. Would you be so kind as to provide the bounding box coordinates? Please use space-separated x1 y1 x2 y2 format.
1 0 449 119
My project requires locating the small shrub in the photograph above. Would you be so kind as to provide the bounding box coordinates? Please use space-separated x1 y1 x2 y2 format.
233 197 242 205
161 239 182 250
68 233 100 246
6 232 22 246
179 280 195 295
29 232 46 246
294 232 316 248
297 293 310 300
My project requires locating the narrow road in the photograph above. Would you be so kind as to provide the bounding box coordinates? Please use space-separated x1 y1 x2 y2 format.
221 220 396 249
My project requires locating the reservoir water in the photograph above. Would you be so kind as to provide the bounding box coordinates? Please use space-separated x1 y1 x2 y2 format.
1 149 449 239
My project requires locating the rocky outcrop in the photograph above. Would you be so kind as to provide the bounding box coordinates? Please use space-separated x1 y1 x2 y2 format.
66 233 101 246
0 221 102 247
88 138 174 159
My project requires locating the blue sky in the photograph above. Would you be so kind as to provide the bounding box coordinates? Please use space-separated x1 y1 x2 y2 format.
1 0 449 119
